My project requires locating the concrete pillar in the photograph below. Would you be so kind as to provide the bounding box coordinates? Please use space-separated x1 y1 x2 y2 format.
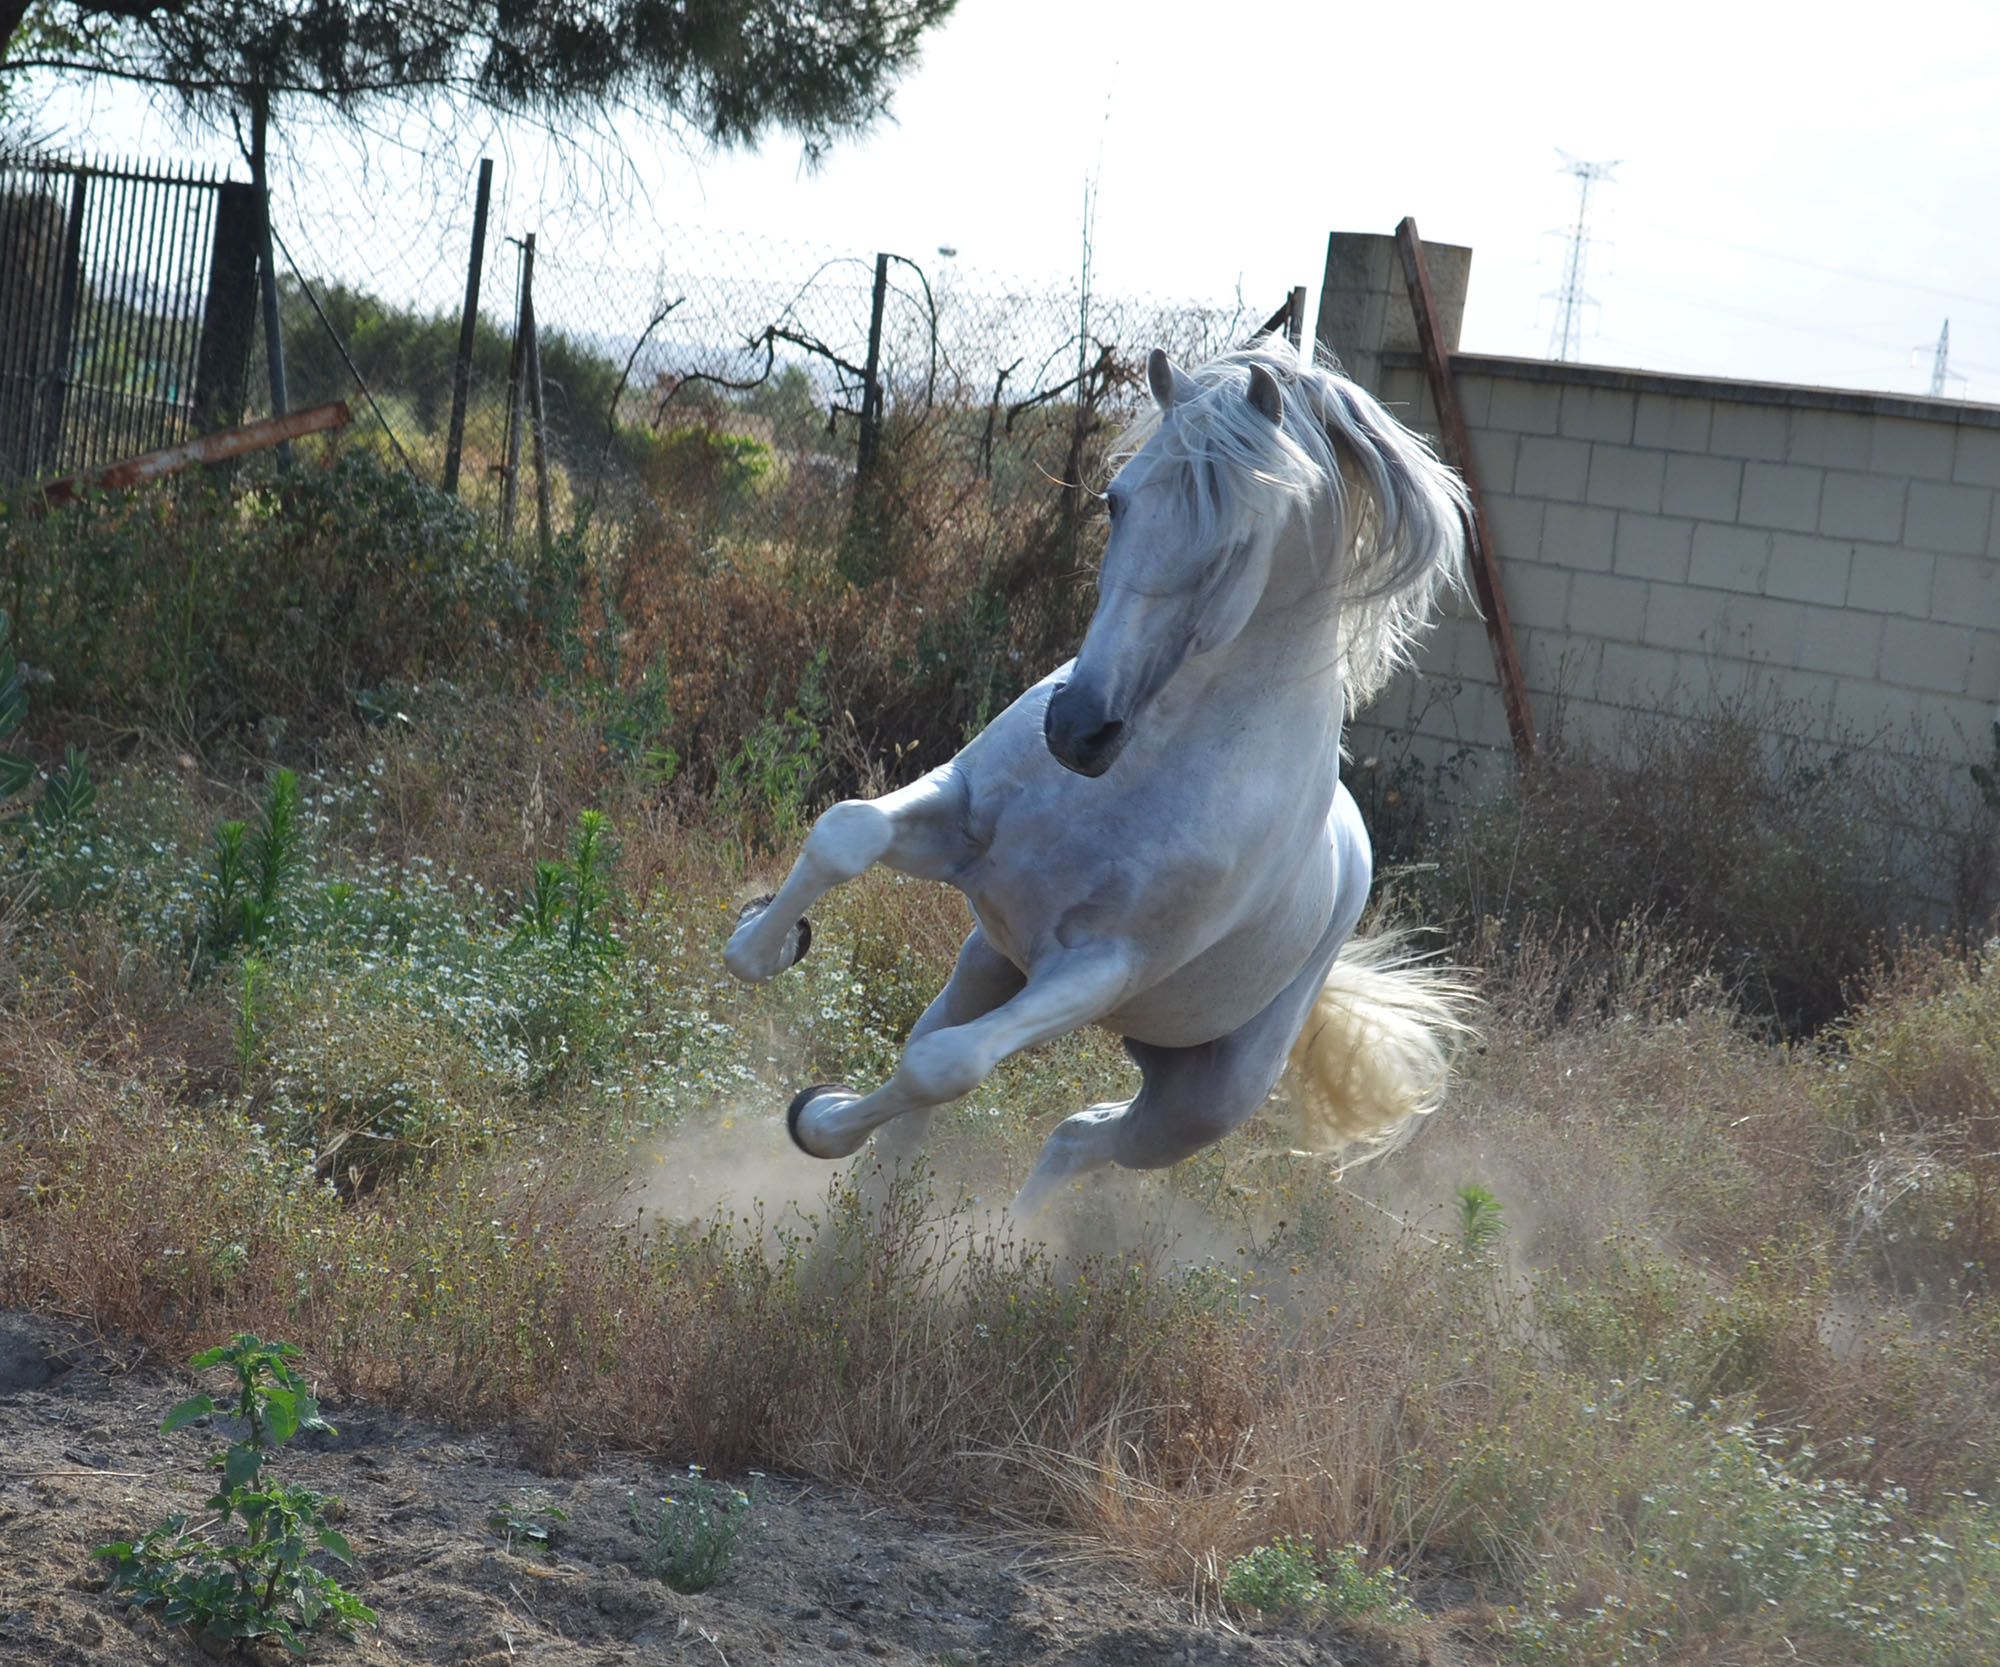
1313 231 1472 396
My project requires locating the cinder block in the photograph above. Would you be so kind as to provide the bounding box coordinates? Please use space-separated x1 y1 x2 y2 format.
1763 533 1849 605
1740 461 1825 532
1523 629 1604 701
1488 377 1562 435
1542 503 1617 572
1569 572 1649 641
1484 494 1545 563
1614 514 1694 583
1560 384 1638 444
1553 698 1626 753
1955 425 2000 488
1818 471 1905 543
1514 435 1591 499
1642 583 1724 652
1795 605 1884 679
1721 594 1805 661
1872 415 1958 481
1379 364 1427 411
1831 679 1928 746
1788 409 1872 470
1600 642 1686 703
1880 618 1976 696
1585 445 1667 513
1455 374 1495 428
1661 453 1742 521
1847 546 1934 618
1772 670 1840 738
1502 561 1570 631
1906 482 1993 556
1689 523 1771 592
1931 554 2000 626
1467 429 1517 495
1709 400 1790 461
1634 393 1712 452
1967 631 2000 704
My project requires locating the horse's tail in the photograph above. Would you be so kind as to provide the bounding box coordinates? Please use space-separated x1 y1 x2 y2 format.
1280 932 1477 1165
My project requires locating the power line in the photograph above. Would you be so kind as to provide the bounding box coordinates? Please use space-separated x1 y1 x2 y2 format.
1546 151 1618 361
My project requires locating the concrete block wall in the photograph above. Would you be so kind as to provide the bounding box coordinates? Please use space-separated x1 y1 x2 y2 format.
1316 235 2000 792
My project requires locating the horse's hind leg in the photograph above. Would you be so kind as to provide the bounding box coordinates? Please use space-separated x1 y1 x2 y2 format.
790 945 1132 1160
725 773 964 983
1010 923 1348 1219
855 930 1025 1172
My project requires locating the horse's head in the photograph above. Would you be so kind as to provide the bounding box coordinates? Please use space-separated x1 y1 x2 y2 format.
1044 342 1468 779
1044 346 1301 778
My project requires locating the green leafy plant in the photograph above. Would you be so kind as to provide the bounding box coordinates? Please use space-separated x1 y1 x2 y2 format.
489 1488 569 1560
96 1336 375 1656
627 1467 760 1593
509 808 623 972
1221 1535 1327 1616
199 769 303 970
0 607 31 813
1221 1535 1416 1622
1456 1181 1507 1257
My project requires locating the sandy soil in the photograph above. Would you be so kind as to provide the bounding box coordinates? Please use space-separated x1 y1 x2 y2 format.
0 1312 1464 1667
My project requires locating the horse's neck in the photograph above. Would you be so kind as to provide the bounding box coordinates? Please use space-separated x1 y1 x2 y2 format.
1156 575 1345 752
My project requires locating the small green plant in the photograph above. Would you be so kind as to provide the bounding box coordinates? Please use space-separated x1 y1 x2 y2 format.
510 808 624 972
199 768 303 970
1221 1536 1415 1622
0 607 31 813
1456 1182 1507 1257
1221 1535 1327 1616
489 1488 569 1560
96 1335 375 1656
627 1466 760 1593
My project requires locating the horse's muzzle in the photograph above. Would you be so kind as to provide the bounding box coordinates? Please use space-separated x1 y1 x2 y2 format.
1044 680 1129 777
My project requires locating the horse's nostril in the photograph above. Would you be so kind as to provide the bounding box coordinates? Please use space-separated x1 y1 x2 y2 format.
1082 720 1125 755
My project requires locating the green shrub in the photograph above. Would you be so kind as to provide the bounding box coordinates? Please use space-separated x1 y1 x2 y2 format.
96 1336 375 1656
627 1468 761 1593
1222 1536 1415 1622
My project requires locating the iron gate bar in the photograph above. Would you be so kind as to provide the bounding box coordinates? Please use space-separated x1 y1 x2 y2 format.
1 149 247 482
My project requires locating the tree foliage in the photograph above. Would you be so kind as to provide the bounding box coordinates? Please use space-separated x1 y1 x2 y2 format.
4 0 958 156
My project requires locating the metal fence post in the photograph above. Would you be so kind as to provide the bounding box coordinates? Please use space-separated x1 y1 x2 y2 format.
500 232 534 543
525 283 552 561
249 87 290 468
442 158 492 498
29 171 84 477
856 251 888 484
191 181 260 434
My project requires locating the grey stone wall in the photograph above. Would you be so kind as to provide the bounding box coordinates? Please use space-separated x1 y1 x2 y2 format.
1318 235 2000 793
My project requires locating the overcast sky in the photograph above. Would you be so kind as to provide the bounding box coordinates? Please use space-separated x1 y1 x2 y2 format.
31 0 2000 400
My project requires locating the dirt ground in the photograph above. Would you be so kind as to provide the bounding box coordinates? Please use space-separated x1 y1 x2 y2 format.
0 1311 1467 1667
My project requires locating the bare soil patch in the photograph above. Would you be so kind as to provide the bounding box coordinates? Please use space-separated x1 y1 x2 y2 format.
0 1312 1455 1667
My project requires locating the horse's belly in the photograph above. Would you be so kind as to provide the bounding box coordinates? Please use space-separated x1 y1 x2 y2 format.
1097 894 1331 1047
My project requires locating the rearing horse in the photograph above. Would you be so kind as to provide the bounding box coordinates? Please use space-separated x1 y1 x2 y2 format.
725 339 1470 1216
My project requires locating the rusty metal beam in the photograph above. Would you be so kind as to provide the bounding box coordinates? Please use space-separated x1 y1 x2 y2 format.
1394 216 1537 762
37 401 351 508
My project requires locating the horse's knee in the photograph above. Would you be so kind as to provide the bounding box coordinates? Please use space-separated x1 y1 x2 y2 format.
805 799 894 877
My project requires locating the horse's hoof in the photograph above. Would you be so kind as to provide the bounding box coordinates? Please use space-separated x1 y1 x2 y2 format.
735 893 812 971
787 1083 854 1159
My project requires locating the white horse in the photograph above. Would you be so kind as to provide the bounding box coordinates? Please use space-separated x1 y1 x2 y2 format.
725 339 1470 1217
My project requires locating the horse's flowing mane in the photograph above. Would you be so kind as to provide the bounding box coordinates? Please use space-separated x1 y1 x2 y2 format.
1111 337 1469 706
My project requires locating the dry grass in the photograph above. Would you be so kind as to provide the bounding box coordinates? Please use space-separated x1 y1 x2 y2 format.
1 632 1999 1662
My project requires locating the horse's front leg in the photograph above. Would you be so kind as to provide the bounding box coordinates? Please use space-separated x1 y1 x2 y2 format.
789 945 1135 1160
724 773 964 983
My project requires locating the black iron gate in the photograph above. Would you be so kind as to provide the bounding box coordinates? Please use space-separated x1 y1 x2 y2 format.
0 152 260 484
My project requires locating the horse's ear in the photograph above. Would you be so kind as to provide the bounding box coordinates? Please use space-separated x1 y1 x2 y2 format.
1147 348 1197 413
1246 364 1284 426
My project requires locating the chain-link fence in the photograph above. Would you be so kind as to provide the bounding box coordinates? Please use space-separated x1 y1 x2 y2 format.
4 137 1303 796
